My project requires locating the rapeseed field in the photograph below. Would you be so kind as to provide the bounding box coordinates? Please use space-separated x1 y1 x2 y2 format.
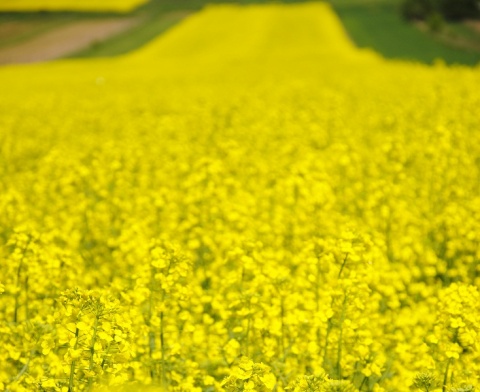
1 3 480 392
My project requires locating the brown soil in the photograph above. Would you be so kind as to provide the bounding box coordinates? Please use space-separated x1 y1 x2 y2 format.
0 20 49 45
414 20 480 53
0 17 141 65
465 19 480 34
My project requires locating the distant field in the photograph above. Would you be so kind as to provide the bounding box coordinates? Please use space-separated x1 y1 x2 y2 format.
330 0 480 65
0 0 148 13
0 0 479 66
67 0 480 64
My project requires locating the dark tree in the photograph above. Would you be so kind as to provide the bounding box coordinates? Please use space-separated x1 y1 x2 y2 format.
401 0 479 20
440 0 479 19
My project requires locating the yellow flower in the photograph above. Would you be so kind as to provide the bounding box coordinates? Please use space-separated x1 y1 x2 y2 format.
450 317 465 329
260 373 277 390
1 2 480 392
244 380 256 391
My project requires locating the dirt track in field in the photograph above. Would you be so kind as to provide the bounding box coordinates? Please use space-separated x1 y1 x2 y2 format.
465 20 480 34
0 20 51 46
0 17 141 65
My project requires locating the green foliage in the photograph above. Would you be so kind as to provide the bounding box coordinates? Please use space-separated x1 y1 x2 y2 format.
439 0 479 20
413 371 438 392
450 385 475 392
426 11 444 32
400 0 440 20
333 2 480 65
401 0 479 21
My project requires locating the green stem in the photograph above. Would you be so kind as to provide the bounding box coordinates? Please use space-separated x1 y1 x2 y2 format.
338 253 349 279
101 342 111 369
336 294 348 379
442 358 452 392
245 299 251 357
68 328 80 392
13 241 30 323
322 321 332 369
87 316 100 390
8 350 32 385
160 310 166 389
316 256 321 355
24 276 29 322
358 376 367 391
280 296 286 361
148 262 156 380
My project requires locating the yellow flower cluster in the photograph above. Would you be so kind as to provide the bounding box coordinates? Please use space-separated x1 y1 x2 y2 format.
0 2 480 392
0 0 147 13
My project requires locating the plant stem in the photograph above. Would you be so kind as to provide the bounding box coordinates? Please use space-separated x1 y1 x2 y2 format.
13 240 30 323
338 253 349 279
160 310 166 389
68 328 80 392
280 296 286 361
87 315 100 390
148 263 156 380
245 299 251 357
24 276 29 322
322 321 332 369
336 294 348 379
358 375 367 391
442 358 452 392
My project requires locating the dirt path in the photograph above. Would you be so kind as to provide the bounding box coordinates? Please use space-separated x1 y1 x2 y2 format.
414 20 480 54
465 20 480 34
0 20 52 46
0 17 142 65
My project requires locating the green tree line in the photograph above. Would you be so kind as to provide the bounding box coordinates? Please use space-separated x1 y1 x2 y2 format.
401 0 479 20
